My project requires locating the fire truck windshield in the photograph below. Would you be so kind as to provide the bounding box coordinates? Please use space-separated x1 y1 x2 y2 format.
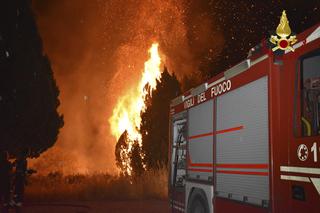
300 52 320 136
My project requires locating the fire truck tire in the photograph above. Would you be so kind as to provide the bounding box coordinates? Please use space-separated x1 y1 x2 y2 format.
187 189 209 213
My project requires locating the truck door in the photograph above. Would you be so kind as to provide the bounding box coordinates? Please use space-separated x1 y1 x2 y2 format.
170 112 187 212
282 42 320 213
214 76 270 213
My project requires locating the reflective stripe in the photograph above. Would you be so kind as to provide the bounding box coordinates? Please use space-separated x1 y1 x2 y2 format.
188 163 268 169
250 54 268 66
172 200 184 207
207 77 226 88
280 166 320 175
217 170 268 176
280 175 310 182
188 132 213 140
215 126 244 135
306 26 320 44
310 178 320 195
188 125 244 140
172 204 184 212
216 164 268 169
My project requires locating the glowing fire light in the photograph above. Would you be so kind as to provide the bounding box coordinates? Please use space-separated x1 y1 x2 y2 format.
109 43 162 175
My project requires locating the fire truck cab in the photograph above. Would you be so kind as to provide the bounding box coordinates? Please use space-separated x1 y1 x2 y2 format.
169 18 320 213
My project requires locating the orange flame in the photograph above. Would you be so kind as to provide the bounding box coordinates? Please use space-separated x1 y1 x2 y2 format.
109 43 162 175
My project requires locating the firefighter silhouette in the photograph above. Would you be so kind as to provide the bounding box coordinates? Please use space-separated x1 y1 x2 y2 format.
0 151 12 213
11 151 28 209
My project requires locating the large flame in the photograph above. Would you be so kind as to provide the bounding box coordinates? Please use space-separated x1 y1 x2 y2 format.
109 43 162 175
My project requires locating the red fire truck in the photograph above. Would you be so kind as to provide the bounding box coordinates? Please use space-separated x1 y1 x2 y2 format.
169 12 320 213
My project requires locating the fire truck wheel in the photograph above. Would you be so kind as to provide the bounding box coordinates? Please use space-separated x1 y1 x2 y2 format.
187 190 209 213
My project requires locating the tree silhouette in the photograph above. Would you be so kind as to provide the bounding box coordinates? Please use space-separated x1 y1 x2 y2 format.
129 140 144 177
140 68 181 169
115 131 129 175
0 0 63 157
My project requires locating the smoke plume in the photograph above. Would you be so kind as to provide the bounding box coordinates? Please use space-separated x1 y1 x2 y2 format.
31 0 224 174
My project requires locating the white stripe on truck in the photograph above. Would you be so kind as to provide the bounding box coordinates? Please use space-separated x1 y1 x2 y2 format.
280 166 320 175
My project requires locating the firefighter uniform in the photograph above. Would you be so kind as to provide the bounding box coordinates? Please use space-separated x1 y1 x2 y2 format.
13 157 27 207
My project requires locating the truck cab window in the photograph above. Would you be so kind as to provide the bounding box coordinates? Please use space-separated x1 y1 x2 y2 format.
300 51 320 136
171 118 187 188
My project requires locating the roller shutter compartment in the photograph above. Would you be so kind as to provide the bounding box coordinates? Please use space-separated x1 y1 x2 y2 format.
215 76 269 207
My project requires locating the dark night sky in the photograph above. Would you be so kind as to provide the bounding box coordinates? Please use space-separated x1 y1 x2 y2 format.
194 0 320 78
28 0 320 173
32 0 320 79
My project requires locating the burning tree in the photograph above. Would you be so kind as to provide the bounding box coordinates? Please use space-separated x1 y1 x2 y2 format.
114 68 180 176
111 43 180 176
110 43 162 175
140 68 180 170
0 0 63 157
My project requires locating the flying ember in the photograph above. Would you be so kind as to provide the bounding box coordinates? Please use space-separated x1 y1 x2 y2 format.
109 43 162 175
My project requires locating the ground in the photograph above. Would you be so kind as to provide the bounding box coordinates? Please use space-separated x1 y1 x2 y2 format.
19 199 169 213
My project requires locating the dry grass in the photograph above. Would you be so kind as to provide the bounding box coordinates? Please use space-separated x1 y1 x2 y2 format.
25 167 168 202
